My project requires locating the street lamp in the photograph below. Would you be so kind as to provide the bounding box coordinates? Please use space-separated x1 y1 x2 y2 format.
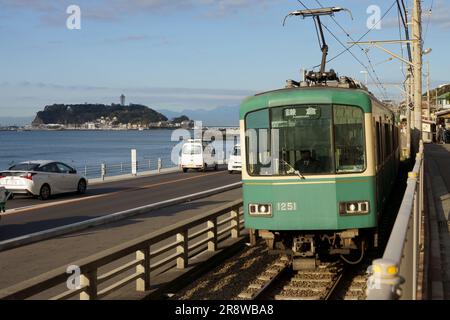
423 48 432 55
374 57 393 66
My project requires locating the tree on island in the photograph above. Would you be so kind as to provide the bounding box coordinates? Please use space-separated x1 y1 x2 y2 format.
32 103 168 126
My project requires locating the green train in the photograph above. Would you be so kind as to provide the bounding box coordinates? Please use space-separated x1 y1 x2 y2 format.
240 79 399 268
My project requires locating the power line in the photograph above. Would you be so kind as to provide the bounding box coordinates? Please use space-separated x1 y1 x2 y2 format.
309 0 389 99
397 2 406 78
397 0 412 64
308 0 398 68
397 0 408 30
319 21 388 100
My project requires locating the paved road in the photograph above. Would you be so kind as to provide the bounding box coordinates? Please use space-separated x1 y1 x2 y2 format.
0 188 243 291
0 169 241 241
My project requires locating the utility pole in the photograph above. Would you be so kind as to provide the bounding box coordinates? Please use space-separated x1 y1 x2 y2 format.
347 0 424 155
412 0 423 149
406 71 412 157
427 61 430 118
409 67 415 135
426 60 431 141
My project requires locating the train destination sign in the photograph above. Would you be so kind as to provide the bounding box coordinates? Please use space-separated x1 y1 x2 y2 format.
284 106 321 120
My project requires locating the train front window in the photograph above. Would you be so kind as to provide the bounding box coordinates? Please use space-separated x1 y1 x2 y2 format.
333 105 365 172
245 104 366 176
272 105 334 175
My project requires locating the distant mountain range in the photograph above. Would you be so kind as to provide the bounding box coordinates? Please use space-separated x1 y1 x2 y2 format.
0 116 34 127
157 105 239 127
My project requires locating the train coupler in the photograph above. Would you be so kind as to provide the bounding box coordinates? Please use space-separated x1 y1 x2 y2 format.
292 235 318 270
292 235 316 257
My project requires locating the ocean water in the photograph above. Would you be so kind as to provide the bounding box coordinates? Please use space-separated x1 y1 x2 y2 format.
0 130 240 174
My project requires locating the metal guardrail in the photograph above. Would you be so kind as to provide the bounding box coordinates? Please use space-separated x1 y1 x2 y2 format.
366 141 424 300
76 157 171 180
77 157 230 180
0 182 242 252
0 199 244 300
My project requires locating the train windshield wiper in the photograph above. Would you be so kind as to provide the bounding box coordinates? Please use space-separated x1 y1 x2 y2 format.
280 158 305 180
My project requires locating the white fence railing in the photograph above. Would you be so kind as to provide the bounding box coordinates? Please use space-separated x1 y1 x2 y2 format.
76 157 171 180
0 199 244 300
366 141 424 300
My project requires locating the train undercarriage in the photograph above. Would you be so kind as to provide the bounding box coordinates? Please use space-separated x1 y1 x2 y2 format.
253 229 374 270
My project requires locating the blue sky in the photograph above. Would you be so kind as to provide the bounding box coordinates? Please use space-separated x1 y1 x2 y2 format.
0 0 449 117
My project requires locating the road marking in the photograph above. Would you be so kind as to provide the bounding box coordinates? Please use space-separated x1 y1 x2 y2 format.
140 171 224 189
3 171 227 216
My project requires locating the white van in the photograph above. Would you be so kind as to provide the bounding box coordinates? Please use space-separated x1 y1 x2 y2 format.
181 139 218 173
228 144 242 174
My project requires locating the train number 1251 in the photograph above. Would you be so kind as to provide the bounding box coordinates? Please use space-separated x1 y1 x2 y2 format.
277 202 297 211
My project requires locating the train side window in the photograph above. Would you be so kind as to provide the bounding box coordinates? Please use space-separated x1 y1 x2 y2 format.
389 124 392 154
382 122 385 161
388 124 391 155
395 125 398 150
376 121 381 166
395 126 398 149
384 123 389 159
392 124 396 151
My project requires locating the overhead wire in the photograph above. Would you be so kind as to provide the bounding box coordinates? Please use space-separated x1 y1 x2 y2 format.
313 0 389 100
303 0 398 69
398 0 413 67
295 0 389 99
319 21 388 100
397 2 406 78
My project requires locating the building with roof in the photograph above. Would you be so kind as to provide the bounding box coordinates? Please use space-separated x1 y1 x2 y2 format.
437 93 450 109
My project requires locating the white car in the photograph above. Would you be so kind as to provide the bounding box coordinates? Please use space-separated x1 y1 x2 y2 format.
228 144 242 173
181 139 218 172
0 161 88 200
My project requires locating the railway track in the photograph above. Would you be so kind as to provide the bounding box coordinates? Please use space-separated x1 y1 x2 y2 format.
236 255 291 300
333 263 370 300
237 258 346 300
172 241 370 300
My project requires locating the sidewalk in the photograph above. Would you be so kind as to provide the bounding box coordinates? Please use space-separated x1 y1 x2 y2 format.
424 143 450 299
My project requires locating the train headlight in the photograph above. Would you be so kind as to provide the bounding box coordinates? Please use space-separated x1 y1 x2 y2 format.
249 204 272 216
339 201 370 215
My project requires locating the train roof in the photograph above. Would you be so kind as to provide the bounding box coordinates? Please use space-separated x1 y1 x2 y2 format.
240 86 392 119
